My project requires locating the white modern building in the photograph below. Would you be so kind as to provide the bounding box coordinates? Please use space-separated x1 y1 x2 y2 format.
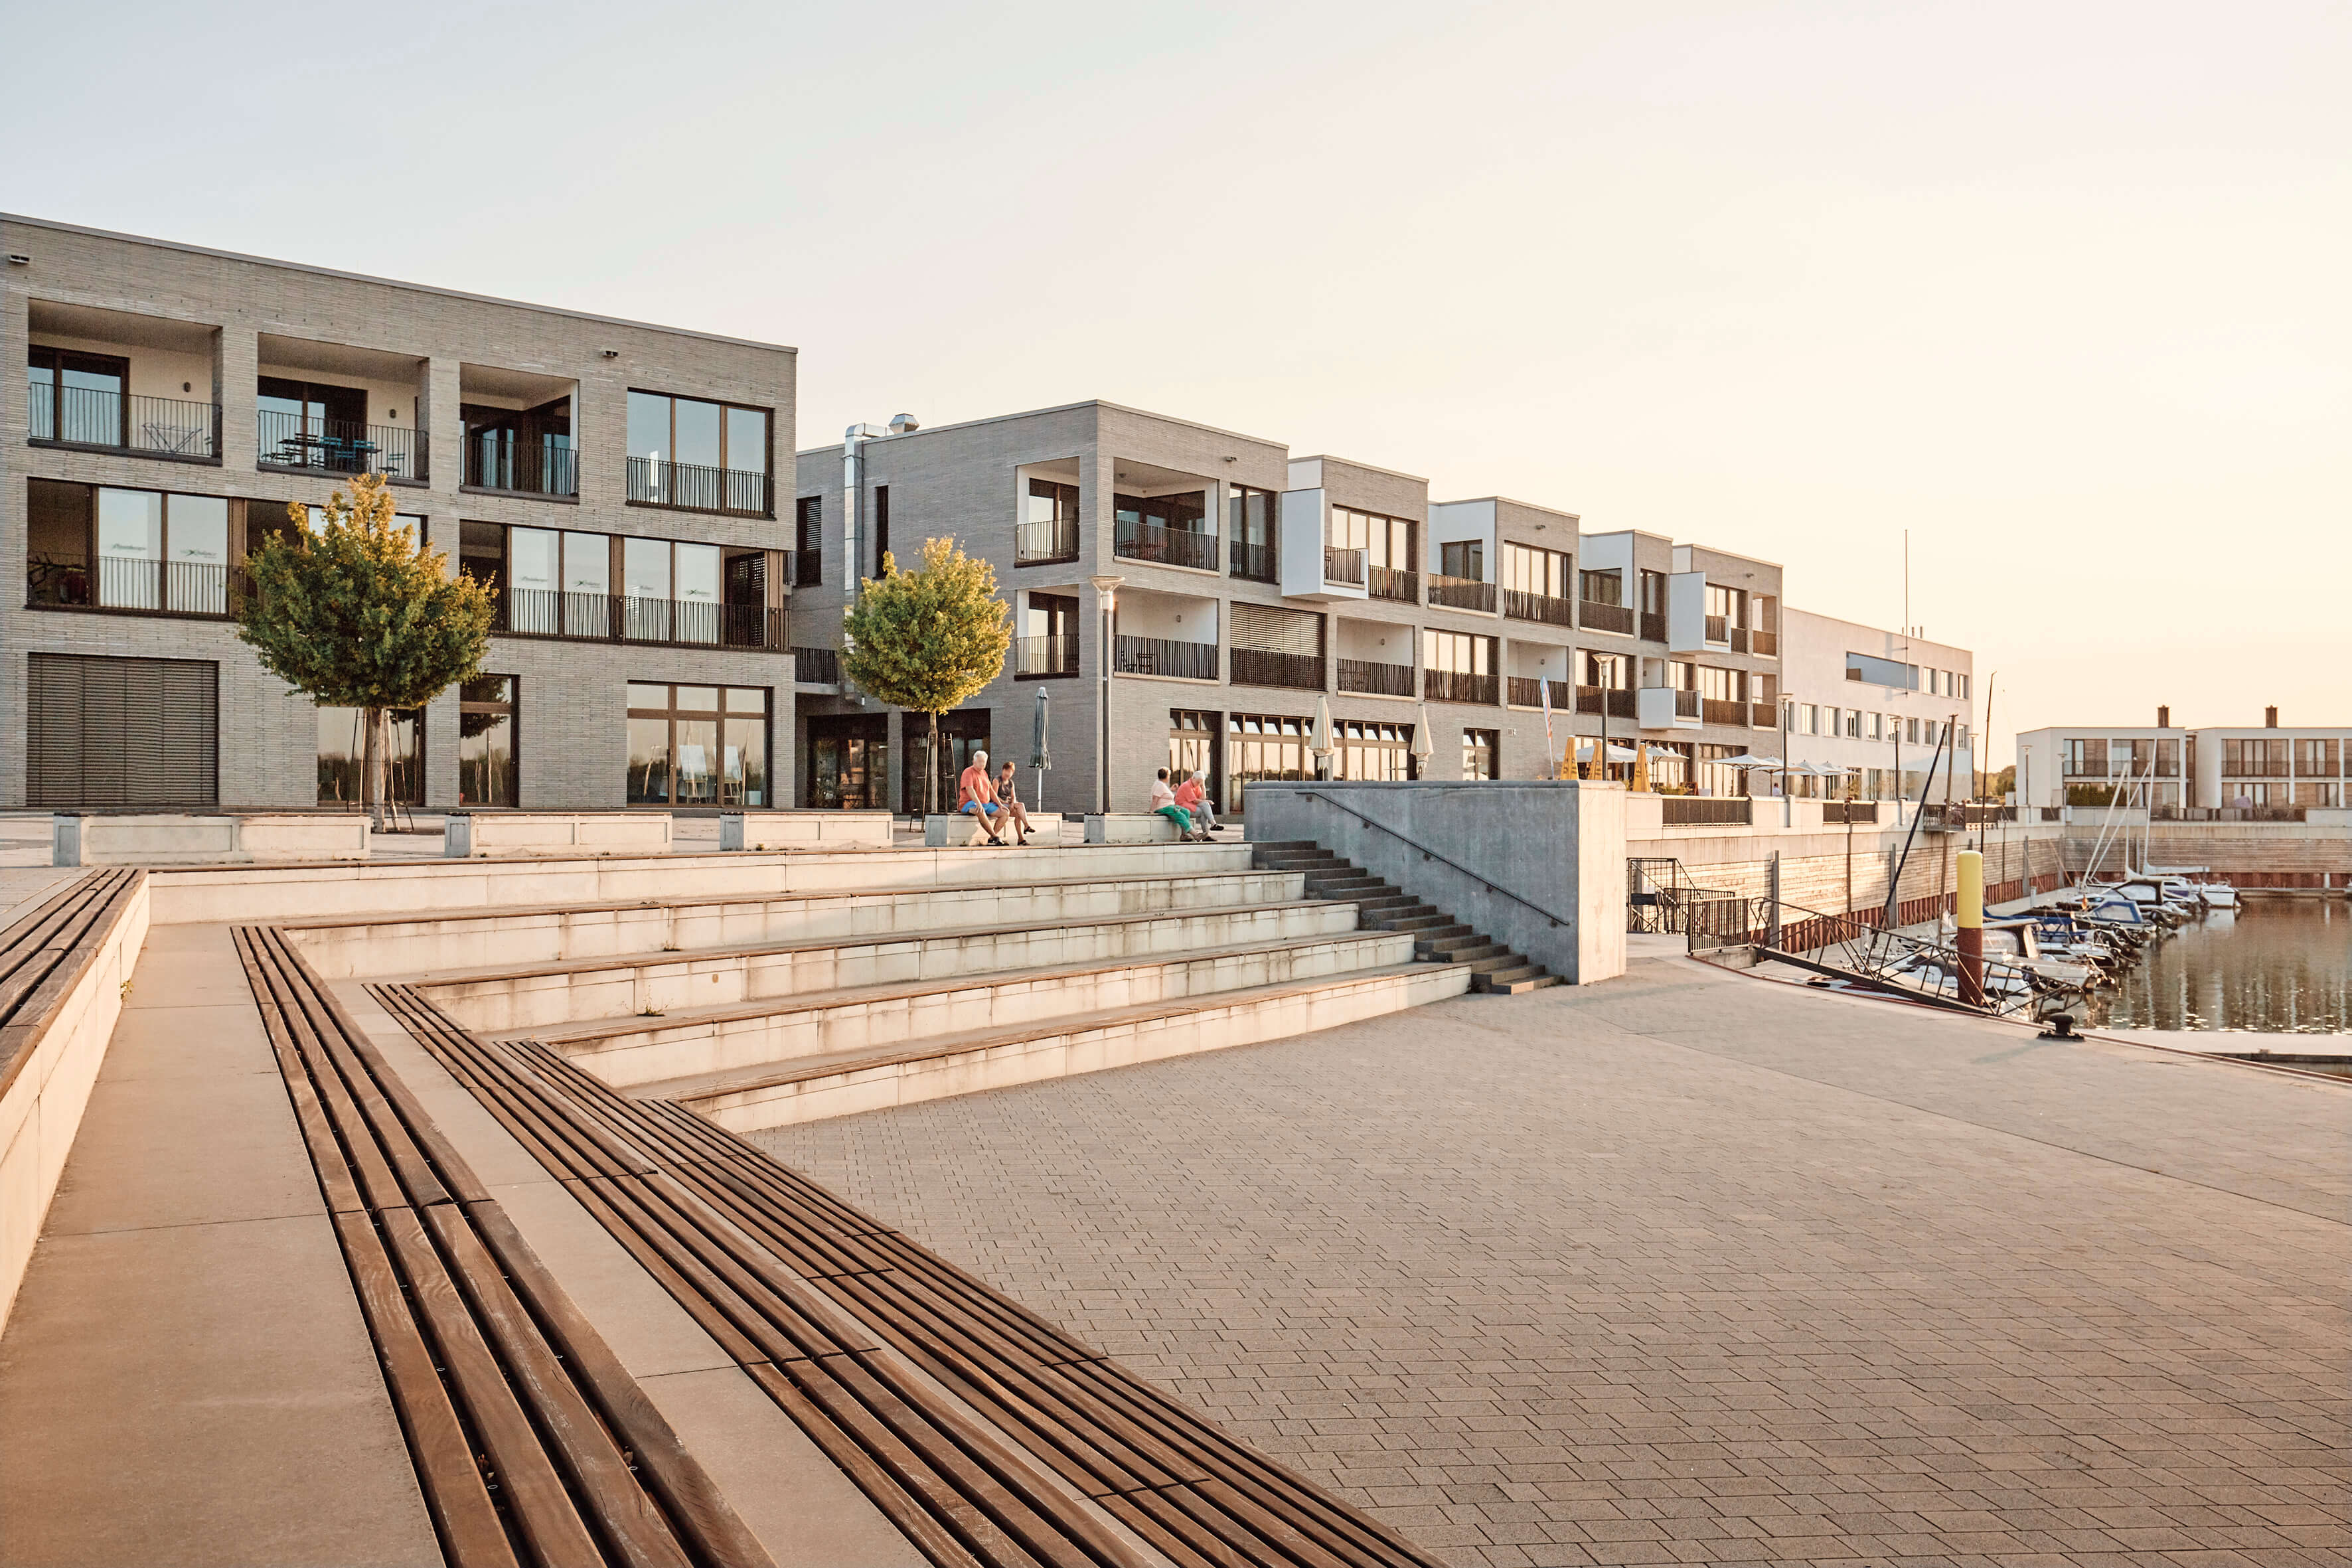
2016 708 2351 812
1777 610 1976 799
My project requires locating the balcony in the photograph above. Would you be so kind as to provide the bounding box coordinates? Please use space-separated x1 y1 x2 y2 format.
1728 626 1749 653
1016 635 1080 678
1576 686 1636 719
28 557 242 619
493 588 777 651
1424 668 1498 705
626 455 770 517
258 410 424 483
1338 658 1415 698
1428 575 1495 613
1753 702 1780 728
1506 676 1575 710
1580 599 1634 635
1230 647 1322 691
465 436 578 499
1503 588 1573 627
793 646 841 686
1750 628 1777 657
1701 697 1748 727
29 385 220 461
1705 613 1729 643
1229 538 1277 582
1322 545 1366 586
1115 635 1217 680
1016 517 1080 566
1639 610 1666 643
1114 520 1217 572
1366 564 1419 603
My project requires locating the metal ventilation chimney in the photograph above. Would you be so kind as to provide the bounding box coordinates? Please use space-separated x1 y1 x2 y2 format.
2157 705 2169 729
2265 706 2279 728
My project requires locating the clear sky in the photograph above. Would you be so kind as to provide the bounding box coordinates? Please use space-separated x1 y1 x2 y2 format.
7 2 2344 765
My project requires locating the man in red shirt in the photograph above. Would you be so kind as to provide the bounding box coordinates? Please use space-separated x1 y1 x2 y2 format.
955 749 1007 845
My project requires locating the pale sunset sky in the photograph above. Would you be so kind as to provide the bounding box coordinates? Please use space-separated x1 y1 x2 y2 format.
7 2 2344 765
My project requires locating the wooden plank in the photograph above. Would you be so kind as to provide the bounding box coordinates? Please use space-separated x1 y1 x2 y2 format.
233 929 366 1215
1097 1491 1255 1568
559 1177 777 1370
378 1206 607 1568
241 930 413 1214
329 1210 519 1568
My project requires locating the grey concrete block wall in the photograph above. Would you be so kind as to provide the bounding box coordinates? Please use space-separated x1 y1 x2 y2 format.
2 213 798 811
1243 779 1628 983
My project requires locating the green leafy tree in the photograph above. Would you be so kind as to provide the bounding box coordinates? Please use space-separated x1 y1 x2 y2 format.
841 536 1012 815
236 473 495 828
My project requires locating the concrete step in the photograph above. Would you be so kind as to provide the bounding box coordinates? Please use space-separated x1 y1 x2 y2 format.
526 929 1423 1089
283 866 1310 978
1308 875 1387 896
649 960 1475 1132
1425 940 1506 963
1378 913 1456 935
416 900 1362 1033
1473 967 1560 995
1414 923 1475 945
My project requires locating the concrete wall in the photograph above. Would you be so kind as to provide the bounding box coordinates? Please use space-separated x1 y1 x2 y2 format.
1245 779 1626 983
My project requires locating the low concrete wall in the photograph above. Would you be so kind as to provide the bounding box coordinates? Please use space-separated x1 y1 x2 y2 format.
1085 814 1183 844
445 813 673 858
1246 780 1626 984
721 811 894 850
924 813 1065 846
54 815 370 866
0 874 151 1336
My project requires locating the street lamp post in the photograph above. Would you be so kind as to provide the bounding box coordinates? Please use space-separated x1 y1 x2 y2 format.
1091 573 1122 813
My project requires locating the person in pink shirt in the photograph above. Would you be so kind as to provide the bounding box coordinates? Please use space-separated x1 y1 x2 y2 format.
1172 769 1217 836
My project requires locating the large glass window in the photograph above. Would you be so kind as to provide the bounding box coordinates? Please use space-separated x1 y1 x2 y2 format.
627 682 768 805
1423 630 1492 675
628 390 772 510
1579 568 1622 606
1223 712 1312 813
76 488 231 613
1462 728 1498 780
27 347 129 445
1502 542 1569 599
317 706 424 807
1328 507 1412 570
1226 487 1276 580
1439 540 1483 580
458 675 518 807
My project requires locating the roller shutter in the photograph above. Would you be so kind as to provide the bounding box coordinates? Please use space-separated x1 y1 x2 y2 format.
26 653 219 807
1229 602 1323 656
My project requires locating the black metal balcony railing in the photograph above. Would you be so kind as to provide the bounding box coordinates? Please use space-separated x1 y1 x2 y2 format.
27 556 241 618
1576 685 1636 719
626 455 770 516
1322 545 1366 586
1705 613 1729 643
1428 575 1495 613
1230 647 1323 691
1114 635 1218 680
794 645 841 685
1665 797 1752 826
1424 668 1499 705
257 410 424 481
1015 635 1080 678
1639 610 1667 643
1702 697 1748 727
1750 628 1777 657
1337 658 1415 698
494 588 777 651
465 435 578 497
1581 599 1634 635
1228 538 1277 583
29 384 220 459
1503 588 1573 627
1367 565 1419 603
1016 517 1080 566
1114 521 1218 572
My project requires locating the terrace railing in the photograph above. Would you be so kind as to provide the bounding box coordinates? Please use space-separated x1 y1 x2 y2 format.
1016 517 1080 566
1504 588 1574 627
495 588 777 651
29 384 219 459
1427 574 1494 612
1366 564 1419 602
1228 538 1277 582
1114 635 1217 680
1577 685 1635 718
465 435 578 497
1321 544 1366 586
27 556 242 617
626 455 770 516
1114 520 1218 572
794 645 842 684
1336 658 1415 698
1579 599 1633 635
1423 668 1498 704
1016 635 1081 678
258 410 424 481
1230 647 1322 690
1664 797 1752 826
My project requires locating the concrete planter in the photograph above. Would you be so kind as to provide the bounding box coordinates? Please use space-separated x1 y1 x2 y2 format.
1083 813 1184 844
924 813 1064 846
54 814 370 866
720 811 894 851
444 813 673 858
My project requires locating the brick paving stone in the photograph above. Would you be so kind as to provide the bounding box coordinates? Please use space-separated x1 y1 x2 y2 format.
759 957 2352 1568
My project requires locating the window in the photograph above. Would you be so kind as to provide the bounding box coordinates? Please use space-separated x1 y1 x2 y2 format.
318 705 424 808
794 495 823 584
1440 540 1484 580
1869 712 1884 741
1579 568 1622 606
1502 542 1570 599
1423 630 1492 675
459 675 518 807
1114 490 1214 570
1336 719 1416 781
1845 651 1918 688
806 714 888 809
1018 591 1080 678
1227 486 1277 580
1170 710 1221 804
463 394 574 496
1224 712 1312 813
258 376 369 471
26 483 234 615
1330 507 1412 570
1704 582 1745 627
627 390 771 512
1021 478 1081 565
1667 661 1697 691
627 683 769 806
1462 728 1498 780
1906 717 1920 744
1583 651 1628 688
1800 704 1817 736
874 485 890 570
1697 665 1743 701
1639 570 1667 615
27 346 129 446
1845 710 1861 739
903 710 988 817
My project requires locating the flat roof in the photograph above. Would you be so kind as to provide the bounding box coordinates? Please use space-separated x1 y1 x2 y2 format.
1 212 797 354
797 398 1287 462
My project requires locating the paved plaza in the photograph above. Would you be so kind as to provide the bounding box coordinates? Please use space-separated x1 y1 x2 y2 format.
761 957 2352 1567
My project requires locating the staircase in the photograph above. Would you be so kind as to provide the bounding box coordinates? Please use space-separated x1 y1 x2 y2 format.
1252 840 1563 994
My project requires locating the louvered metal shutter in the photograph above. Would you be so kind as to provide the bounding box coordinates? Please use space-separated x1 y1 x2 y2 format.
26 653 219 808
1228 602 1323 656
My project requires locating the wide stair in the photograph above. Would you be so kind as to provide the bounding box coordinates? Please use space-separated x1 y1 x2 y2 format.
1251 840 1563 994
287 846 1475 1131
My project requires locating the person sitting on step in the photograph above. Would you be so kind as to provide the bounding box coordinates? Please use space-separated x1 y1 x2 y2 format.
956 749 1008 845
994 760 1036 846
1149 767 1204 840
1174 769 1217 836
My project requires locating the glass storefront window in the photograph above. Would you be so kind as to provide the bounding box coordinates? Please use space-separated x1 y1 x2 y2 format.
317 706 424 807
627 683 769 806
459 674 518 807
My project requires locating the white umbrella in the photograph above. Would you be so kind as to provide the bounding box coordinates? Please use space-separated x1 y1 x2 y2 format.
1310 693 1335 777
1411 704 1435 765
1713 753 1783 769
1576 740 1640 763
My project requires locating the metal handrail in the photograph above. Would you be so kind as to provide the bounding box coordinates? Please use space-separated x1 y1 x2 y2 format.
1289 789 1579 931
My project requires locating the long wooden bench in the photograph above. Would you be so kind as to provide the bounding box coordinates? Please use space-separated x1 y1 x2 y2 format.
374 984 1448 1568
232 927 773 1568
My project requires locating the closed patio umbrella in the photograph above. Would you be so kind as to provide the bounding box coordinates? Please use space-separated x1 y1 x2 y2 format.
1030 688 1051 806
1411 703 1435 775
1310 694 1336 779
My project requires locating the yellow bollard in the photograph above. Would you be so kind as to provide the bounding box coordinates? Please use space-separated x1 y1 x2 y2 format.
1955 848 1985 1006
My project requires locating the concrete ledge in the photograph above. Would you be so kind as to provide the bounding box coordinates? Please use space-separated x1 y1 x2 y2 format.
0 874 150 1336
55 814 368 866
1084 813 1184 844
720 811 894 850
445 811 672 858
924 813 1065 846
